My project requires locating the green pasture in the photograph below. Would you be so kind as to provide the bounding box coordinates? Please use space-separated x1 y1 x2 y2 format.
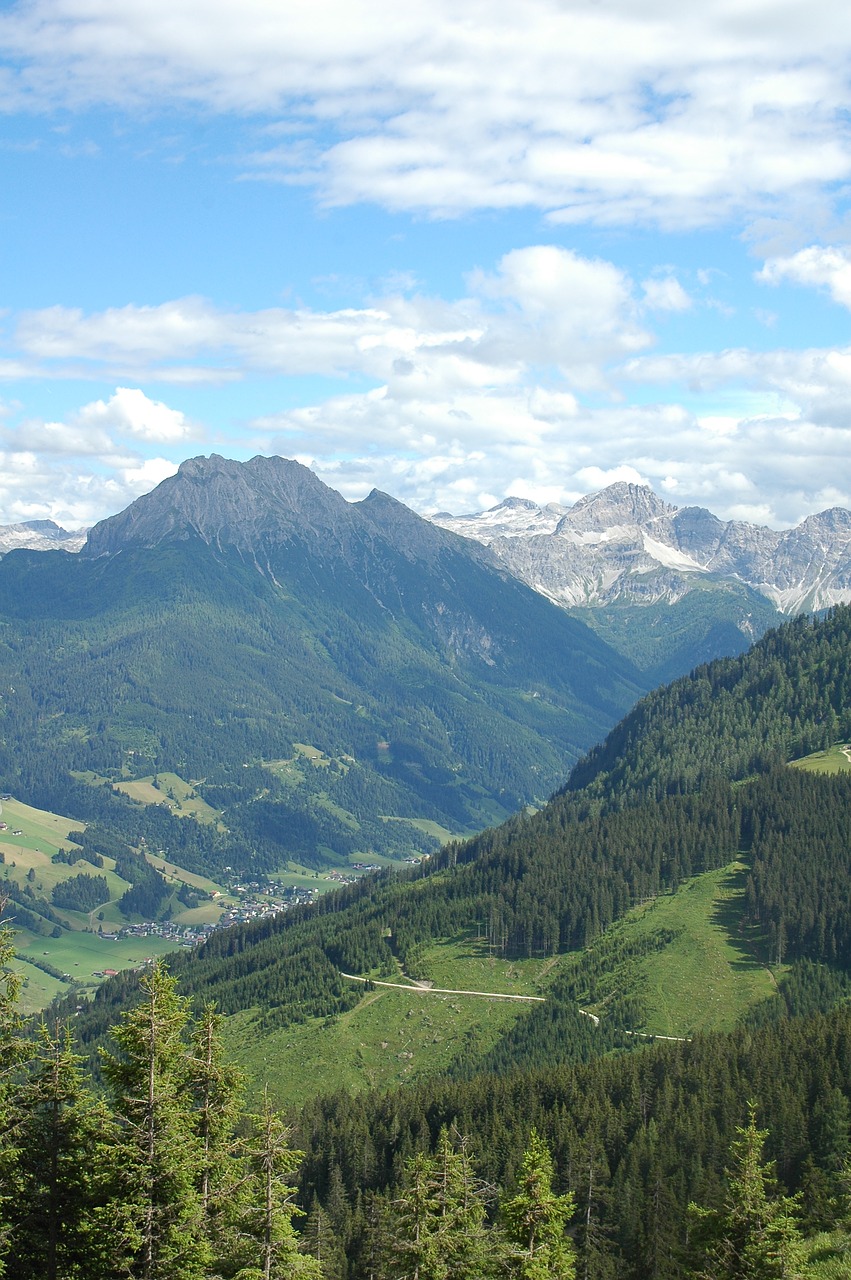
0 796 82 860
379 815 458 843
789 743 851 775
584 861 780 1038
114 772 222 825
10 929 180 1014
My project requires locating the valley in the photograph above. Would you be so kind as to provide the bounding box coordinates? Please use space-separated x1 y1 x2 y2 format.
4 458 851 1278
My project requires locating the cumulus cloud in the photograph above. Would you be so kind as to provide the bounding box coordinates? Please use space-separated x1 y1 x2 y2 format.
757 245 851 308
0 448 178 528
642 276 692 312
76 387 195 442
2 241 850 529
8 248 654 394
1 0 851 225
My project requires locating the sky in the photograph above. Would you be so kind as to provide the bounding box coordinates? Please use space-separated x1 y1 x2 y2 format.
1 0 851 531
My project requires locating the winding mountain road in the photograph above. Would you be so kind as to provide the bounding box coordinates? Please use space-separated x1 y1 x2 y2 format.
339 972 545 1002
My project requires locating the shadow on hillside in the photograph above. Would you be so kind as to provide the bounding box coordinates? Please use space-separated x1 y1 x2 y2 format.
710 863 768 971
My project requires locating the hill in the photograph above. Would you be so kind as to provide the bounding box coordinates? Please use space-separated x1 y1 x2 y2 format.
35 603 851 1279
0 454 643 876
55 607 851 1110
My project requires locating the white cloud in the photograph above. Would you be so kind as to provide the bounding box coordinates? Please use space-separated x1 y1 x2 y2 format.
0 449 178 528
76 387 195 442
2 241 851 529
758 245 851 308
8 248 653 393
642 276 692 312
2 1 851 225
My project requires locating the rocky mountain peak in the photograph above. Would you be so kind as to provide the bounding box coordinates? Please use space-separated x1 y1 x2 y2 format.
82 453 352 557
558 482 675 534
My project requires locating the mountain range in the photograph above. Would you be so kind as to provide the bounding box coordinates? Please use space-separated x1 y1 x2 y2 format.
432 481 851 615
0 454 642 870
14 471 851 683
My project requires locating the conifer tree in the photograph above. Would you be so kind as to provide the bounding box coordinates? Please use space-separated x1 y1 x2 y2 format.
189 1003 244 1268
689 1102 808 1280
102 961 210 1280
9 1020 135 1280
223 1089 319 1280
0 903 25 1276
376 1126 495 1280
501 1130 576 1280
299 1195 347 1280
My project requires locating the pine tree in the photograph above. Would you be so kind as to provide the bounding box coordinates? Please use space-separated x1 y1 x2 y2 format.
223 1088 319 1280
501 1130 576 1280
8 1019 135 1280
689 1102 808 1280
101 961 210 1280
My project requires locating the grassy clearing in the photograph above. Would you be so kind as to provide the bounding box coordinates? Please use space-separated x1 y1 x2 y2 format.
114 773 222 825
413 933 568 996
582 862 779 1038
223 933 566 1105
789 744 851 775
226 982 533 1106
379 816 458 843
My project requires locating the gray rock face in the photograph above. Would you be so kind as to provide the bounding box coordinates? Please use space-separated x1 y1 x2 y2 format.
432 483 851 615
0 519 87 555
82 454 358 558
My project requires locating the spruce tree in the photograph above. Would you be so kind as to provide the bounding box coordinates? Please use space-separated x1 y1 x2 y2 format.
101 961 210 1280
222 1088 319 1280
501 1130 576 1280
376 1126 495 1280
189 1003 244 1269
8 1020 135 1280
689 1102 808 1280
0 904 25 1276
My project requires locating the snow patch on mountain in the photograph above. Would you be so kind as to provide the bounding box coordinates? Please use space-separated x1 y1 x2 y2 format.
432 483 851 616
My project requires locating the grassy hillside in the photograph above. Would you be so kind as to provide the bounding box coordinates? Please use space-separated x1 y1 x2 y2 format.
212 855 784 1104
0 796 240 1013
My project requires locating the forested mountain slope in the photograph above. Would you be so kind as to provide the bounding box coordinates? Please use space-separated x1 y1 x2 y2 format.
58 606 851 1113
0 454 642 871
567 606 851 800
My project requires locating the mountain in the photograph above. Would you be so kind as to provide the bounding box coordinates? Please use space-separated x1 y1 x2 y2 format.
432 481 851 613
45 603 851 1280
0 519 87 554
0 454 643 872
433 482 851 679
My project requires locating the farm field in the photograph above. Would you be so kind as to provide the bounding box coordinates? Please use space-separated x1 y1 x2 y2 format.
0 795 235 1012
11 928 180 1013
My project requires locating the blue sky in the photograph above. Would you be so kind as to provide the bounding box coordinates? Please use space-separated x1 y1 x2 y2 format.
1 0 851 530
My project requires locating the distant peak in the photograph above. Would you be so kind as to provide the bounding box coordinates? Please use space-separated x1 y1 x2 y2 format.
493 497 540 512
82 453 349 558
562 482 675 533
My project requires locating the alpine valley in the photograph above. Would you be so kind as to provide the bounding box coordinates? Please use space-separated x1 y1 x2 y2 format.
4 455 851 1278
